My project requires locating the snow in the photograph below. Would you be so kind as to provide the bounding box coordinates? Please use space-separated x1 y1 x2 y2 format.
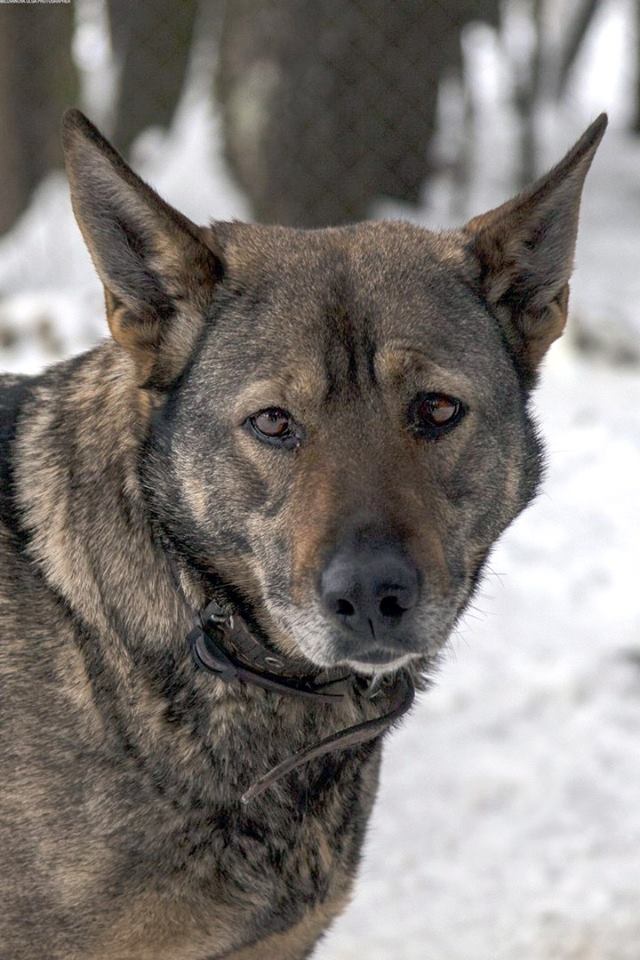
0 2 639 957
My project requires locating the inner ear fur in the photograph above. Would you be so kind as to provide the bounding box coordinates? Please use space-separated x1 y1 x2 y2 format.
463 113 607 383
62 108 224 388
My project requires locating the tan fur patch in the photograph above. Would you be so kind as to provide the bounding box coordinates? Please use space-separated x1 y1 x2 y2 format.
289 455 336 605
79 892 239 960
226 893 349 960
232 369 328 426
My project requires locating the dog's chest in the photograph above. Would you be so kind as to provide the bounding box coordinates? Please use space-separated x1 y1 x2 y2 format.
0 579 385 960
89 744 381 959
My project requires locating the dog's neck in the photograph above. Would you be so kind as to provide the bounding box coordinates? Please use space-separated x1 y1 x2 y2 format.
12 345 327 674
13 345 197 655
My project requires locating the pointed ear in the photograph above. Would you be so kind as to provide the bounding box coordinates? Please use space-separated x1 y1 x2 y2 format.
62 109 224 387
463 114 607 382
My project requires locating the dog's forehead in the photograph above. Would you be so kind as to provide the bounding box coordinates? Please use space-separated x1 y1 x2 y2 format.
208 219 513 402
217 218 469 296
217 219 485 332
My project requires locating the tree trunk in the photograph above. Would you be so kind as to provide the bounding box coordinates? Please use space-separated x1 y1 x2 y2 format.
216 0 500 227
106 0 199 155
0 4 77 235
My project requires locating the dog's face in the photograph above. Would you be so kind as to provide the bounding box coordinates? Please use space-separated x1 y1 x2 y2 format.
148 223 538 673
62 110 606 674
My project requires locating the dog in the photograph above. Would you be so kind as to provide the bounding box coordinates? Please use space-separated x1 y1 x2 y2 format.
0 110 605 959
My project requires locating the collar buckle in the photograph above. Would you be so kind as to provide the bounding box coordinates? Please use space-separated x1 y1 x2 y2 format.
188 623 238 682
201 599 232 627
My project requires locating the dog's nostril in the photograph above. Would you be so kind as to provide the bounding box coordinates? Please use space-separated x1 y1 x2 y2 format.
379 595 406 619
320 542 420 639
335 598 355 617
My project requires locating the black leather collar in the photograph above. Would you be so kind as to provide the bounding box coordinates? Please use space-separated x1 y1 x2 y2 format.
189 598 351 703
186 595 415 804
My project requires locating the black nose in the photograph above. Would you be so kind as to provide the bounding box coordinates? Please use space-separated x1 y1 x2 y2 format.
320 540 420 647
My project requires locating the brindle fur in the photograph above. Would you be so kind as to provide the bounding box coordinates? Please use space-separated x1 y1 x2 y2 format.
0 111 606 958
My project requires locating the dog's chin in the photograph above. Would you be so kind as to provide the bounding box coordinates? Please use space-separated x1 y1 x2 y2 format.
339 649 419 677
297 638 424 677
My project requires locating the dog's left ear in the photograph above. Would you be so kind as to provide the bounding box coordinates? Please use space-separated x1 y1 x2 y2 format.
464 114 607 383
62 109 224 388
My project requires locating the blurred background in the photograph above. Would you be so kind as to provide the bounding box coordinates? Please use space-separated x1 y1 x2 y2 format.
0 1 638 957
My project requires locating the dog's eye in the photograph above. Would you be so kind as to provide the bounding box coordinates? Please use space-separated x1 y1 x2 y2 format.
410 393 465 439
254 409 290 437
247 408 301 449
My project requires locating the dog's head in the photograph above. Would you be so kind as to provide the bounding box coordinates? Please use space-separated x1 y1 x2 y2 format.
62 110 605 674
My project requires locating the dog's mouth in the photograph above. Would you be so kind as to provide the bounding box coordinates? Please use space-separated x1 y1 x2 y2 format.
353 646 405 665
341 646 420 676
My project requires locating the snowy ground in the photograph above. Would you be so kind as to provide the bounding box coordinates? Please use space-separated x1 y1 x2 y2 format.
0 4 639 958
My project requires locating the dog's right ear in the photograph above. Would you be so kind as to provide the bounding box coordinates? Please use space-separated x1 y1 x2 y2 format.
62 109 223 387
463 114 606 385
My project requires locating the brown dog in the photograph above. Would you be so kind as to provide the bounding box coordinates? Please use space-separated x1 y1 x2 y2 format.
0 111 605 959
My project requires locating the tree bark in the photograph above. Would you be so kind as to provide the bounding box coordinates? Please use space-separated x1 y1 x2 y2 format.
107 0 199 155
0 4 77 235
216 0 500 227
